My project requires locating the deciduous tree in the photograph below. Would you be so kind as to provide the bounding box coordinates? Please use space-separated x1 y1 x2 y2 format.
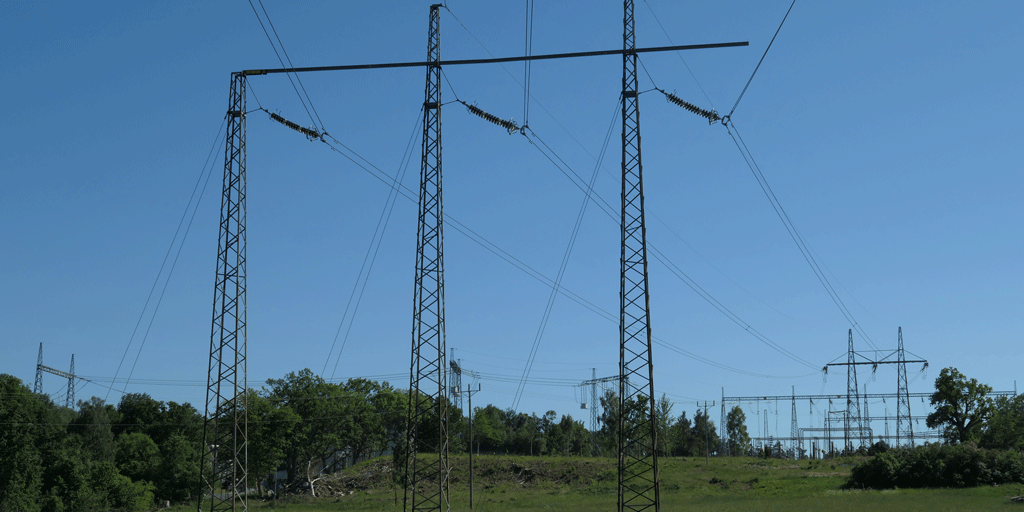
725 406 751 456
926 367 993 444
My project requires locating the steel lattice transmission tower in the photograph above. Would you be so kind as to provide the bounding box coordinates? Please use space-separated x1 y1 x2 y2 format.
68 355 75 409
845 329 861 452
404 5 450 512
896 326 913 447
617 0 660 510
33 343 77 409
790 386 798 457
34 343 43 394
199 71 248 512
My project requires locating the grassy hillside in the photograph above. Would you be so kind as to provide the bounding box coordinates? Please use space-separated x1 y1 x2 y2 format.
175 454 1024 511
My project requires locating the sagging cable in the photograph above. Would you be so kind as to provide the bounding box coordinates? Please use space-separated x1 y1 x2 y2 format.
461 100 519 135
658 89 720 125
267 109 323 141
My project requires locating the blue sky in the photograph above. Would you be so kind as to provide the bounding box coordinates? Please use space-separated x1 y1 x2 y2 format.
2 1 1021 441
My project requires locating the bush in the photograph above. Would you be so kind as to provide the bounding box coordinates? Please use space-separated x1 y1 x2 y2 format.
846 442 1024 489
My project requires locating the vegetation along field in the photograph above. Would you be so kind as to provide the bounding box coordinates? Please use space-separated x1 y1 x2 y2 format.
5 365 1024 510
156 454 1021 511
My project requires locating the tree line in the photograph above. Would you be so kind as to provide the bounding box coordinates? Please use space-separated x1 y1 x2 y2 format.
4 365 1017 509
0 369 730 510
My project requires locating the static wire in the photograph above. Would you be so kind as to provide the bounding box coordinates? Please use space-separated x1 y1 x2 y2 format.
105 117 226 403
322 107 424 381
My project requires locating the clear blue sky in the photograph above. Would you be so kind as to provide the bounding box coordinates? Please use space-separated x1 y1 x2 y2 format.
2 1 1021 440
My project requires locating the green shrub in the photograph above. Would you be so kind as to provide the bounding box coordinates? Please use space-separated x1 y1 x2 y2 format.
846 442 1024 489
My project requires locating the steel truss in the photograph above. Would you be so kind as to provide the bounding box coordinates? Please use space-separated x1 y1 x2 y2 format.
199 10 745 511
844 330 862 451
618 1 660 511
404 5 449 512
199 71 248 512
34 343 77 408
896 326 913 447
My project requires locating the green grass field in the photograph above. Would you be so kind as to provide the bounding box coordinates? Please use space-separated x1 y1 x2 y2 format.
176 455 1024 511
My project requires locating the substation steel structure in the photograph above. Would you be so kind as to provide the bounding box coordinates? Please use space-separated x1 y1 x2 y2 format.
823 326 927 450
33 342 78 409
198 3 746 511
723 390 1017 458
580 371 626 457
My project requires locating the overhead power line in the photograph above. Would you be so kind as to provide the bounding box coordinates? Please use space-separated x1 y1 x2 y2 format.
727 0 796 119
314 122 809 380
246 0 325 132
723 119 879 351
106 118 225 402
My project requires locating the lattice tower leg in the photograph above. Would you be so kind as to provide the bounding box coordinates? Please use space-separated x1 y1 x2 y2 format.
617 0 660 510
404 5 449 511
199 71 248 512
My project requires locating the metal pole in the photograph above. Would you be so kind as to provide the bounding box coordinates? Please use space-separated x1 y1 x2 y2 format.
704 401 710 466
468 384 474 509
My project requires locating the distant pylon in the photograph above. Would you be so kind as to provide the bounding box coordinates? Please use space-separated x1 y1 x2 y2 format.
450 349 463 413
846 329 861 452
720 388 727 455
790 386 797 458
67 355 75 409
590 369 598 432
34 343 43 394
896 327 913 447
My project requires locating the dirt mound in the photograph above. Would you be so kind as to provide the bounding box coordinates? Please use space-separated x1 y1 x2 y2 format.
289 455 616 497
309 458 395 497
455 456 615 489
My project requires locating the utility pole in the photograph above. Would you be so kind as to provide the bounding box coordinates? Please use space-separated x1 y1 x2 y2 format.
863 383 871 446
884 408 890 446
464 384 481 509
702 400 715 465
